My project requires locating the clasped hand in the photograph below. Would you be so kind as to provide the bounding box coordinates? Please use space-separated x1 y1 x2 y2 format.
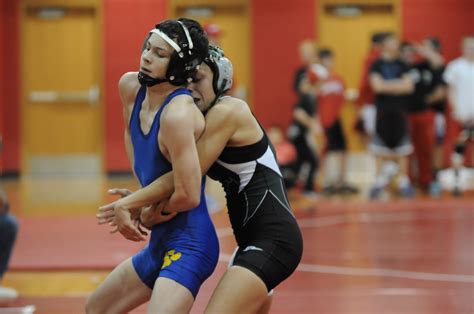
96 188 176 242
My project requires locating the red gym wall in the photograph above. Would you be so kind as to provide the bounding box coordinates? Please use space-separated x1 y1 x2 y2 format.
252 0 316 128
0 0 4 170
401 0 474 61
102 0 167 171
0 0 473 173
0 0 20 174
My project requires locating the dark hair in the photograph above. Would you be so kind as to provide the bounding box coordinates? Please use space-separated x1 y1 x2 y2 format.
372 31 392 44
318 48 333 59
425 36 441 51
372 32 384 44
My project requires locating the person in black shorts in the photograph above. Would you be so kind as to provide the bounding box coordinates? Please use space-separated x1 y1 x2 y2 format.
317 48 358 195
98 46 303 313
287 40 320 196
368 32 415 199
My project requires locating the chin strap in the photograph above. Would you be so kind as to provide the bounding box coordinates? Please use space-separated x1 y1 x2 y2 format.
138 71 169 87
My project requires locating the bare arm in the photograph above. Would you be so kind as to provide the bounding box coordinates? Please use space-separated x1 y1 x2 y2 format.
426 85 447 104
118 72 139 172
293 108 313 128
104 72 147 242
293 107 322 135
159 96 205 210
415 43 445 69
370 73 414 95
298 76 322 95
447 85 456 107
104 100 237 214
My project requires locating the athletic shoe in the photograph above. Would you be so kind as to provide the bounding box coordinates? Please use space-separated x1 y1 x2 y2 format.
369 185 384 200
336 182 359 194
0 285 18 300
428 181 442 198
399 184 415 198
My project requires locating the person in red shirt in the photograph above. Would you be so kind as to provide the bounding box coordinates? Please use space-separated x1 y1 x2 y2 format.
317 48 358 194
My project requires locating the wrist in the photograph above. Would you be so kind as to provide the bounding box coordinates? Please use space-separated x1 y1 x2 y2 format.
115 199 128 211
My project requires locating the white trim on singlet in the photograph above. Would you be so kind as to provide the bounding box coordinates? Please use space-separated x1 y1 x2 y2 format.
216 144 291 226
216 159 257 193
243 189 268 226
279 178 290 208
216 146 282 193
268 190 293 217
243 186 293 226
278 178 295 217
257 146 282 177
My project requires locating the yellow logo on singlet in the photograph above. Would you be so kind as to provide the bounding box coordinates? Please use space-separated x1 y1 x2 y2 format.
161 249 182 269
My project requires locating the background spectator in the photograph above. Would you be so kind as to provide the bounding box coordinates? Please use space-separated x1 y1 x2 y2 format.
368 33 415 199
317 48 358 195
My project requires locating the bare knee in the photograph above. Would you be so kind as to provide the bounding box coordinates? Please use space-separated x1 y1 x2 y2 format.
85 292 108 314
84 298 94 314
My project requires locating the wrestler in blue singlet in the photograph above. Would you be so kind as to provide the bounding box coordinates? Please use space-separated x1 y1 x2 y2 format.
130 86 219 298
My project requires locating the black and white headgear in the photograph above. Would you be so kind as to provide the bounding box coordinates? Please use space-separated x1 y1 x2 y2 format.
138 19 205 87
204 45 233 97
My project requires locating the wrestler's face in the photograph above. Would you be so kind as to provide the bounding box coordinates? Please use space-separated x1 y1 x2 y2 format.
188 63 216 112
140 33 172 79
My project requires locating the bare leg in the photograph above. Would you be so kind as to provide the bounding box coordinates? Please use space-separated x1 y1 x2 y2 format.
333 152 344 183
147 277 195 314
397 156 409 179
205 266 268 314
396 155 415 197
369 156 389 199
257 290 274 314
85 257 152 314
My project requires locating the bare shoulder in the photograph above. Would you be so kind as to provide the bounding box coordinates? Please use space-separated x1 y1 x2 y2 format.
118 72 140 106
209 97 252 122
162 94 204 129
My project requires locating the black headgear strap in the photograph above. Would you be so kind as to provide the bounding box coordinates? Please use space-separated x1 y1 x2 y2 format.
137 71 168 87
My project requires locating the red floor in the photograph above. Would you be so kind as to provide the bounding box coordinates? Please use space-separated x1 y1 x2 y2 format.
1 192 474 313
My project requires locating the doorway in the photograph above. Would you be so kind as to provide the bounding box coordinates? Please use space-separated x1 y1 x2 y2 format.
21 0 103 175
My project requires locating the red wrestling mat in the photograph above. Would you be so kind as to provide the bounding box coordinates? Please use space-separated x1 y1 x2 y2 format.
8 197 474 270
9 216 145 270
